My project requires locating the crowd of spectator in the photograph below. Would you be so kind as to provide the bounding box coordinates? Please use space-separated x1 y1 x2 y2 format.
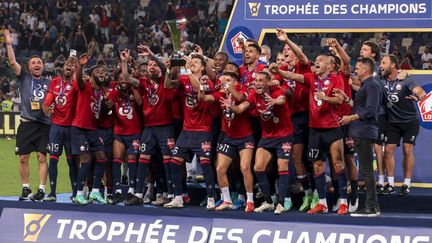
0 0 234 110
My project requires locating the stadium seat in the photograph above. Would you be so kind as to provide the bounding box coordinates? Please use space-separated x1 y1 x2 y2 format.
103 44 114 55
320 38 328 47
418 46 427 55
401 38 413 48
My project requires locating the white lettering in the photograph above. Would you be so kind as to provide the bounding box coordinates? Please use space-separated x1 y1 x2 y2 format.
274 230 293 243
252 230 272 243
227 228 243 243
125 223 146 242
413 236 430 243
316 232 337 243
188 226 209 243
162 224 180 243
296 232 311 243
69 220 87 240
107 222 126 241
145 219 163 243
87 221 107 241
366 235 387 243
57 219 71 239
340 233 356 243
209 227 226 242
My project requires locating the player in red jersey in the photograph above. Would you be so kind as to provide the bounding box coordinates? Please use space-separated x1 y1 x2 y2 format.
105 50 143 204
72 53 110 205
124 46 177 206
327 38 360 214
199 72 256 212
42 57 78 202
164 54 217 209
273 28 317 212
279 54 348 215
225 72 294 214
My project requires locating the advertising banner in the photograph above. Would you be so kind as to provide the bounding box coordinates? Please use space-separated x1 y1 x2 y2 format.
0 208 431 243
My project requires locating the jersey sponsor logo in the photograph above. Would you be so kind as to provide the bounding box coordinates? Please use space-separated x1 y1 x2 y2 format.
223 108 235 121
248 2 261 17
23 213 51 242
185 94 198 108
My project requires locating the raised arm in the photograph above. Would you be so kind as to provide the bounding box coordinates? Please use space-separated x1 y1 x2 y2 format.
77 53 91 90
120 49 139 88
327 38 351 75
276 28 309 65
4 29 21 76
269 63 305 83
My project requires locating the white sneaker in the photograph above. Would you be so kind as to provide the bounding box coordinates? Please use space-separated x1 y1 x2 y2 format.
206 197 216 210
163 199 184 208
332 198 341 212
254 201 275 213
143 194 151 204
274 203 287 215
348 197 359 213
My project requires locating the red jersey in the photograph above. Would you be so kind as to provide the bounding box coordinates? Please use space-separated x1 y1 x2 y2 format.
45 77 77 126
281 61 312 114
212 84 252 139
108 88 142 135
97 82 116 129
178 75 214 132
239 63 266 90
247 88 293 138
139 77 175 126
303 73 343 129
172 89 183 120
72 81 103 130
335 71 352 118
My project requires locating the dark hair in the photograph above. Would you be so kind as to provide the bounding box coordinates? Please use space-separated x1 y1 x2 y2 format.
362 41 381 61
190 54 207 69
215 51 229 60
356 57 376 74
382 54 400 68
223 71 239 81
247 43 262 55
246 39 259 45
257 71 271 81
326 53 341 71
226 61 239 70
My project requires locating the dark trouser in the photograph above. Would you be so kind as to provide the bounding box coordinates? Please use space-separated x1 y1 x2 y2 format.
353 137 378 210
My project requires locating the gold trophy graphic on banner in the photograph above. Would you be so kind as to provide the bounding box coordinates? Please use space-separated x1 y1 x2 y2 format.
166 18 187 66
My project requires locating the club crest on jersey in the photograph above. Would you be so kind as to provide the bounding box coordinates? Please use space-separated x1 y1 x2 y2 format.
245 142 254 149
223 109 235 121
282 142 292 154
418 91 432 122
201 141 211 152
167 138 175 150
259 110 273 121
55 96 66 106
148 94 159 106
396 84 402 91
185 94 198 108
324 80 330 86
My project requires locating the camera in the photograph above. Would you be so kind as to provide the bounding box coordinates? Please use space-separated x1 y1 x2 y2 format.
170 51 186 67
